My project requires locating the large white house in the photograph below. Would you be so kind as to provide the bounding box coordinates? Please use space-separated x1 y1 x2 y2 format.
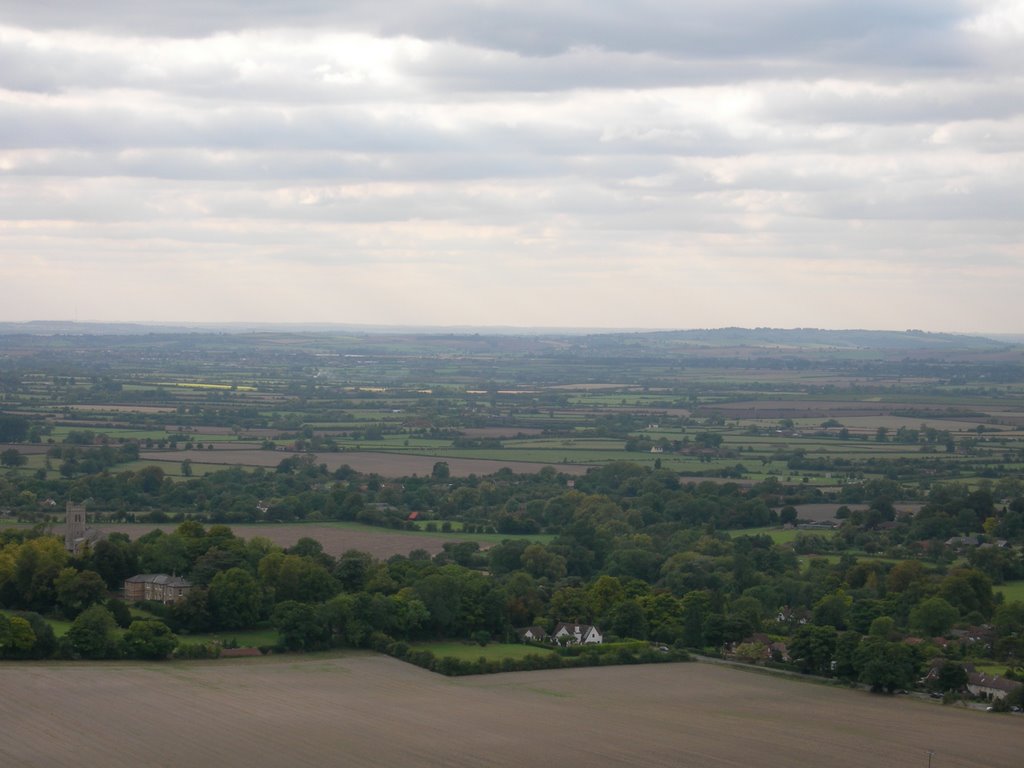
553 622 603 645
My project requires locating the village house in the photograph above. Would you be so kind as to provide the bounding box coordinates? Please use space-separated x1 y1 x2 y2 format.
552 622 603 645
950 625 995 654
515 626 549 643
775 606 810 626
728 633 790 663
944 535 982 551
124 574 193 605
967 671 1023 702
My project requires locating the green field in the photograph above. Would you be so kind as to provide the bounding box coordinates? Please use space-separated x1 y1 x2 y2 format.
0 610 276 647
996 581 1024 603
413 641 556 661
0 610 72 637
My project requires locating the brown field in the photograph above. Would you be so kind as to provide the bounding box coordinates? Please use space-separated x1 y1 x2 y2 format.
0 443 50 455
458 427 546 438
140 449 594 478
65 523 461 558
707 399 1003 421
2 654 1022 768
63 404 177 413
781 502 924 523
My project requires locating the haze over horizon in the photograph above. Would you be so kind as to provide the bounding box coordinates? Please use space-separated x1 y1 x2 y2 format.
1 2 1022 332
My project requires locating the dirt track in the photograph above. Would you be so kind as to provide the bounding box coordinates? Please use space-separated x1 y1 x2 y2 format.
2 654 1021 768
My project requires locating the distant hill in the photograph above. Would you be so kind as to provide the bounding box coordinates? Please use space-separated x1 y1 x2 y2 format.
623 327 1009 351
0 322 1013 356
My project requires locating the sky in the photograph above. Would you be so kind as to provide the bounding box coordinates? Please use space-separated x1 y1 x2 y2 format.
0 1 1022 332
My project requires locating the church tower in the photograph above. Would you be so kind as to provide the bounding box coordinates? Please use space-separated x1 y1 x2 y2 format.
65 501 86 553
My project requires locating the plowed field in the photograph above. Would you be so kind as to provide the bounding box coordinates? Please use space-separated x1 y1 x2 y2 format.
2 654 1021 768
93 523 462 557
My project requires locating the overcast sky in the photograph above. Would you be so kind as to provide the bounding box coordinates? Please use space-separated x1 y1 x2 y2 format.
1 1 1022 332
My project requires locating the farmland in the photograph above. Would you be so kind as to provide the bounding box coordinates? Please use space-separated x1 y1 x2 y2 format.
3 327 1024 493
137 447 595 479
2 654 1023 768
3 325 1024 720
78 522 550 557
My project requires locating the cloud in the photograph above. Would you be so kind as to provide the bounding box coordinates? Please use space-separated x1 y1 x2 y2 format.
0 2 1022 331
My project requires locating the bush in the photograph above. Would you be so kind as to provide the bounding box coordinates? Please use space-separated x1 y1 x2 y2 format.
173 642 221 660
124 620 178 660
407 650 436 670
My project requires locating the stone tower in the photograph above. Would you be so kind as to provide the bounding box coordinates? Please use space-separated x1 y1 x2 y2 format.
65 501 86 553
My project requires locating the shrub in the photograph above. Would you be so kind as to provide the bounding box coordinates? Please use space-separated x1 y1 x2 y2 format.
173 642 221 660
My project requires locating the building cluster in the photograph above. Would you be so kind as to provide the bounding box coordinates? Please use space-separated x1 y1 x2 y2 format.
515 622 604 646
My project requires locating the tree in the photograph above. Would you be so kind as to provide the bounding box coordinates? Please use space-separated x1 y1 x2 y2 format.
258 552 338 604
54 568 108 619
854 636 918 693
334 549 374 592
608 598 649 640
1 448 27 468
927 660 968 693
136 465 166 494
789 624 838 675
587 575 626 623
909 597 959 638
833 630 861 680
137 533 190 576
681 590 711 648
868 616 896 640
6 537 69 612
106 598 133 628
88 538 135 590
431 461 450 479
171 588 214 633
0 414 30 442
67 604 120 659
813 590 852 630
887 560 927 594
3 612 57 659
0 614 36 658
209 568 262 630
123 619 177 660
939 568 994 619
520 544 567 581
272 601 331 651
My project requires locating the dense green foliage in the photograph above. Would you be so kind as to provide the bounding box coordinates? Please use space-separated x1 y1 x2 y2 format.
2 329 1024 688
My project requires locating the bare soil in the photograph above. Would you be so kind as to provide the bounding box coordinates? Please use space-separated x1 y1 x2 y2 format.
780 502 923 523
63 404 177 413
83 523 460 558
458 427 546 438
1 655 1021 768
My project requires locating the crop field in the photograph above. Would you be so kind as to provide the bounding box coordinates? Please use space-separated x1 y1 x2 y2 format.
64 522 549 557
2 654 1023 768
